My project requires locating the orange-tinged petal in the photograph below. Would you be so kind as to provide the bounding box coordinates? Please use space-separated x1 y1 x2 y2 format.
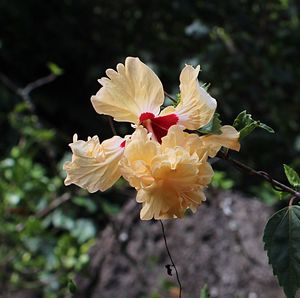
120 126 158 189
64 134 124 192
175 65 217 130
120 126 214 220
161 125 207 161
200 125 240 157
91 57 164 124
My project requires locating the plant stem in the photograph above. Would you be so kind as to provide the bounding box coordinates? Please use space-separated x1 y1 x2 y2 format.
217 151 300 199
164 91 177 104
159 220 182 298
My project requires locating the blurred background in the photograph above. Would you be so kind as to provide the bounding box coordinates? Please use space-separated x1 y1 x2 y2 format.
1 0 300 297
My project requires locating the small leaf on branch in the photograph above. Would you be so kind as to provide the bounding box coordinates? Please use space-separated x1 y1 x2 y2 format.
47 62 64 76
233 110 274 139
284 164 300 188
263 206 300 298
198 113 222 135
200 284 211 298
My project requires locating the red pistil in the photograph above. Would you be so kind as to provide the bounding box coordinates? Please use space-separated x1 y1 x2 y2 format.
120 140 126 148
139 112 179 143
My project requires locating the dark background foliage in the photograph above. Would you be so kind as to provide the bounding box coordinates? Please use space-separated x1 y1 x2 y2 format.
1 0 300 296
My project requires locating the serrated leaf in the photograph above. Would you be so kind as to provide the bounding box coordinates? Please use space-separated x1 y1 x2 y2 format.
233 110 274 139
198 113 222 135
263 206 300 298
200 284 210 298
284 164 300 188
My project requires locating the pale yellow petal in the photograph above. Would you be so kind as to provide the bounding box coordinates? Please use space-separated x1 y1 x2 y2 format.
201 125 240 157
161 125 207 160
64 135 124 192
120 126 158 189
159 105 176 116
175 65 217 130
91 57 164 124
120 126 214 220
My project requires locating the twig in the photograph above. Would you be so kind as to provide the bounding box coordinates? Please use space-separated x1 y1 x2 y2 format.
0 71 57 112
36 193 72 218
159 220 182 298
217 151 300 198
21 73 56 96
15 193 72 232
107 116 117 135
164 91 177 104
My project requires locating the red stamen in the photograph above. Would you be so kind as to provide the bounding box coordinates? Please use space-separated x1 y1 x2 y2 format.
139 112 179 143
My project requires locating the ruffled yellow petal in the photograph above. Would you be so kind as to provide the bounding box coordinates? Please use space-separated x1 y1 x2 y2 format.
135 146 213 219
91 57 164 124
120 126 214 220
120 126 158 189
200 125 241 157
175 65 217 130
161 125 208 161
64 134 124 193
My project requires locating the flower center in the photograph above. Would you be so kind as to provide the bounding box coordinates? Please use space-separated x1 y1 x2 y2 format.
139 112 179 143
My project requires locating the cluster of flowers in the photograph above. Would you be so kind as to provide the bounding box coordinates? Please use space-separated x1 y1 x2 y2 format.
64 57 240 220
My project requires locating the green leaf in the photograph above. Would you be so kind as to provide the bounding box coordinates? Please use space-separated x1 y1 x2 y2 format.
68 278 77 293
47 62 64 76
284 164 300 188
198 113 222 135
200 284 210 298
233 110 274 139
263 206 300 298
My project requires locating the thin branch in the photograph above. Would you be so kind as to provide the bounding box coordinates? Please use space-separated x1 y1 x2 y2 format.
164 91 177 104
217 151 300 198
0 71 57 112
107 116 117 135
22 73 56 97
159 220 182 298
16 193 72 232
36 193 72 218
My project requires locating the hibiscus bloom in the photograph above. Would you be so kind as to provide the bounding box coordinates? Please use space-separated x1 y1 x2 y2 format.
120 126 214 219
91 57 217 142
64 57 240 220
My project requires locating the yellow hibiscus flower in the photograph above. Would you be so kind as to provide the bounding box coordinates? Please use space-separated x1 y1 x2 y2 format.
91 57 217 142
120 126 214 219
64 57 240 220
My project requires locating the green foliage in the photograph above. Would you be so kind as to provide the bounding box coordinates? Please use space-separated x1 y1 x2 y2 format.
233 111 274 140
251 182 282 206
200 284 211 298
284 164 300 188
263 206 300 298
0 103 106 296
198 113 222 135
47 62 64 76
211 171 234 190
67 278 77 294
